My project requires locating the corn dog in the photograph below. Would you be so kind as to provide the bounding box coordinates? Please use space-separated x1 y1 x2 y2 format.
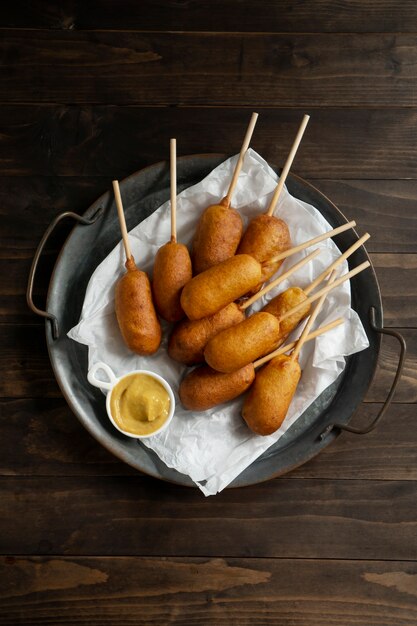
243 272 337 435
237 115 309 290
237 214 291 289
152 139 192 322
242 270 336 435
170 249 319 365
113 181 162 355
204 260 370 372
263 233 370 347
179 364 255 411
183 221 357 322
242 354 301 435
180 254 262 320
179 318 343 411
168 303 245 366
192 113 258 273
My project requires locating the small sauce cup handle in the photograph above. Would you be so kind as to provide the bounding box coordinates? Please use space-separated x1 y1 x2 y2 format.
87 362 117 391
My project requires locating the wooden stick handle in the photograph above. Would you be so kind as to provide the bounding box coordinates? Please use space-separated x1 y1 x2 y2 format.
112 180 132 261
291 270 337 361
223 112 258 207
253 318 344 368
268 220 356 265
266 114 310 216
240 248 320 311
170 138 177 243
304 232 370 295
279 260 370 322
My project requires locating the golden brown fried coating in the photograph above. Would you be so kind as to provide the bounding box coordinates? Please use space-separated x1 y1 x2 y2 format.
168 303 245 366
242 354 301 435
204 311 281 373
262 286 311 342
192 201 243 274
179 363 255 411
180 254 262 321
115 257 162 355
237 214 291 291
152 241 192 322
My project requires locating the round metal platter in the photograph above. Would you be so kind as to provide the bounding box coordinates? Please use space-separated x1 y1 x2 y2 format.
46 154 382 488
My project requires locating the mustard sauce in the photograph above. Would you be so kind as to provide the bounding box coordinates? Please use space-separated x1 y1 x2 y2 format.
110 373 171 436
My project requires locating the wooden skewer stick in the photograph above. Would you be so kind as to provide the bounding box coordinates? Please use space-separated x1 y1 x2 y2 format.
304 233 370 295
223 112 259 208
279 260 370 323
268 220 356 265
266 114 310 217
170 138 177 243
112 180 132 261
240 248 320 311
253 318 344 368
290 270 337 361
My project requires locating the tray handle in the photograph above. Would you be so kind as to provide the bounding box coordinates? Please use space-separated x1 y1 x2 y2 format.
320 306 406 439
26 208 104 339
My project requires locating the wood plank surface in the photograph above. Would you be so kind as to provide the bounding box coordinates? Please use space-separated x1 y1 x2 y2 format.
313 179 417 253
0 398 129 476
1 556 416 626
3 219 417 322
2 31 417 106
2 5 417 623
3 177 417 253
1 476 416 559
1 106 417 179
0 325 413 400
371 254 417 327
2 1 417 33
3 176 417 323
290 403 417 480
1 400 416 481
365 328 416 403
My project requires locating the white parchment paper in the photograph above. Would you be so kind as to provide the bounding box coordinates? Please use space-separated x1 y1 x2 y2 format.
68 149 369 495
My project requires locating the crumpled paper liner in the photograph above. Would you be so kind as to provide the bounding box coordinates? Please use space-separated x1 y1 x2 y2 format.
68 149 369 495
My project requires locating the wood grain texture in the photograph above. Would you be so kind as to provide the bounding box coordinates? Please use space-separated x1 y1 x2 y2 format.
0 325 414 400
5 253 417 325
1 400 416 480
371 254 417 327
1 106 417 179
1 477 416 558
1 556 416 626
0 325 61 398
0 398 127 476
3 177 417 253
291 403 417 480
0 176 112 323
313 180 417 253
1 11 417 624
8 247 417 345
2 31 417 106
2 177 416 260
2 0 417 32
0 177 111 242
3 176 417 323
365 328 416 403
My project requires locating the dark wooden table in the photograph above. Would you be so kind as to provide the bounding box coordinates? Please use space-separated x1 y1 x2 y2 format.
1 3 417 624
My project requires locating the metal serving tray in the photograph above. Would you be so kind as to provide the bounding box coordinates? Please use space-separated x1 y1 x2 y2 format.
27 155 406 487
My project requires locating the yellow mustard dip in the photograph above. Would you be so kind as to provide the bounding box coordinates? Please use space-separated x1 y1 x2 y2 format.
110 373 171 436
